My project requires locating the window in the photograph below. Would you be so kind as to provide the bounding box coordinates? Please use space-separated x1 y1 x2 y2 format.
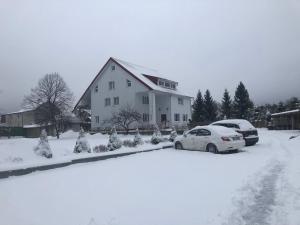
95 116 99 124
111 65 115 71
178 98 183 105
165 82 170 88
0 115 6 123
143 113 149 122
127 80 132 87
105 98 111 106
189 129 198 136
171 83 176 89
159 80 164 86
198 129 211 136
94 85 98 93
174 113 180 121
183 114 188 121
142 96 149 104
113 97 119 105
109 81 115 90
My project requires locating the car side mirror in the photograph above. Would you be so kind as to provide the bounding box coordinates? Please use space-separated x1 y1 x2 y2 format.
183 133 187 138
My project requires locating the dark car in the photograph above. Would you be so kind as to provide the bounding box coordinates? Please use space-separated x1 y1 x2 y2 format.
210 119 259 146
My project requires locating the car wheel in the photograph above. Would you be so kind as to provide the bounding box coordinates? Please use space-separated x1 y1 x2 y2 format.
207 144 218 154
175 142 183 150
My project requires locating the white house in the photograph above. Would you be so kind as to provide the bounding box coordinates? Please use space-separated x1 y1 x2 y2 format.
74 57 192 130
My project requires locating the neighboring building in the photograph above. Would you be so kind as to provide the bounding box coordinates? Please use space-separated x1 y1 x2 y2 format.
270 109 300 130
74 57 192 131
0 109 83 137
1 109 35 128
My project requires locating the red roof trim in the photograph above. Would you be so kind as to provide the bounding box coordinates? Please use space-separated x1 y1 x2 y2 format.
73 57 152 111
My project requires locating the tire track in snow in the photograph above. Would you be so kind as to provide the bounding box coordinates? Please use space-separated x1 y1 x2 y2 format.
225 161 285 225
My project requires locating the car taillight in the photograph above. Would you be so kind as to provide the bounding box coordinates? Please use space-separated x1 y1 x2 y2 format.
221 136 231 141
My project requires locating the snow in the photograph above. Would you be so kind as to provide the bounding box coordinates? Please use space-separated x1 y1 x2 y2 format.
211 119 256 131
0 130 171 171
113 57 192 97
0 129 300 225
271 109 300 116
3 108 33 115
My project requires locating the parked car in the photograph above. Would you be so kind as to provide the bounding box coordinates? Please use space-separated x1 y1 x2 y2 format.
210 119 259 146
174 125 245 153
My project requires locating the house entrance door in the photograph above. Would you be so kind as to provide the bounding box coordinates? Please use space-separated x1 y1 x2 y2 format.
161 114 167 127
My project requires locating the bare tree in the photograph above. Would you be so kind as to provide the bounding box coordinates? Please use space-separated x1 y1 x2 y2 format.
103 105 141 134
24 73 74 138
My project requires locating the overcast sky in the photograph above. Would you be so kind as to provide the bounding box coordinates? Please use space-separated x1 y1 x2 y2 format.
1 0 300 113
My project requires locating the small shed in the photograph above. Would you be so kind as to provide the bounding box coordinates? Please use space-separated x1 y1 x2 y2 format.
271 109 300 130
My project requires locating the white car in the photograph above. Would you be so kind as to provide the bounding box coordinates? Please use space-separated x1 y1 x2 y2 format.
174 125 245 153
210 119 259 146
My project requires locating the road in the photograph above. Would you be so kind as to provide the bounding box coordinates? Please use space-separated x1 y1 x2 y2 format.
0 129 299 225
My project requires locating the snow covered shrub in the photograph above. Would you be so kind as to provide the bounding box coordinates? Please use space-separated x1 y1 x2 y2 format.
151 124 162 144
107 126 122 151
169 126 177 142
33 129 53 158
7 156 23 163
93 145 109 153
74 128 91 153
123 139 137 147
133 128 144 145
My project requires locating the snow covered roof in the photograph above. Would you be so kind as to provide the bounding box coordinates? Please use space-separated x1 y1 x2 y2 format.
271 109 300 117
74 57 192 111
3 108 34 115
112 58 191 97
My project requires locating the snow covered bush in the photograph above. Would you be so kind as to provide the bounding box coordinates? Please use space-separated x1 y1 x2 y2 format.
133 128 144 145
169 126 177 142
151 124 162 144
123 139 137 147
93 145 109 153
107 126 122 151
74 128 91 153
33 129 53 158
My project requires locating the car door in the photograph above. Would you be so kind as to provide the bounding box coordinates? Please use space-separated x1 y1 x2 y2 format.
193 129 211 151
183 129 198 150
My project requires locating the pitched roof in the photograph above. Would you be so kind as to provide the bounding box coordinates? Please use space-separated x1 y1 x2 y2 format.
112 57 189 96
74 57 192 110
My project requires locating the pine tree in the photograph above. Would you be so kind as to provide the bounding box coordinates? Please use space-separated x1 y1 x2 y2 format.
33 129 52 158
192 90 205 123
203 89 217 122
286 97 299 110
74 128 91 153
221 89 232 119
233 82 254 119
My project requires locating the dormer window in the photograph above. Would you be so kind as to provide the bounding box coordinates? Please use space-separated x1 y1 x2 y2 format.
171 83 176 89
159 80 164 86
165 82 170 88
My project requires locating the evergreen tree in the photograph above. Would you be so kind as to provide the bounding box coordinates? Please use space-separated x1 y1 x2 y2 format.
204 89 217 122
278 101 285 112
286 97 300 110
221 89 232 119
192 90 205 122
233 82 254 119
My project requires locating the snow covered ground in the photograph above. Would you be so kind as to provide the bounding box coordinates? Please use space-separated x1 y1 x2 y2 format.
0 129 300 225
0 131 171 171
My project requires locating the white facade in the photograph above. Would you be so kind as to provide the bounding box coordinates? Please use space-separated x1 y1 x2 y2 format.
81 58 192 130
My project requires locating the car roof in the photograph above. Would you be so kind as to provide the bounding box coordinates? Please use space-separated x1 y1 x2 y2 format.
211 119 255 130
190 125 239 135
